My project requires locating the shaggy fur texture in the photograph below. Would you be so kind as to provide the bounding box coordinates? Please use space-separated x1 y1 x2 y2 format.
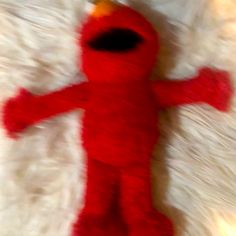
0 0 235 236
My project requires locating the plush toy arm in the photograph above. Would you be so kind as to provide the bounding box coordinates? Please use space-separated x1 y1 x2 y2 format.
151 68 233 110
3 82 88 138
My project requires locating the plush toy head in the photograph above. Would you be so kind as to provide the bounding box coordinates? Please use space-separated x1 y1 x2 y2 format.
79 0 159 83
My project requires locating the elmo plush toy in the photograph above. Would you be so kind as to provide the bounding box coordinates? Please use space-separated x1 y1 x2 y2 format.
2 0 233 236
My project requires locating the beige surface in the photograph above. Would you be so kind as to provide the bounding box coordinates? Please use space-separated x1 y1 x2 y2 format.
0 0 235 235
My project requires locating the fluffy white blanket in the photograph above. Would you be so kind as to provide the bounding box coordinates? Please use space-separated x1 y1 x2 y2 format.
0 0 235 235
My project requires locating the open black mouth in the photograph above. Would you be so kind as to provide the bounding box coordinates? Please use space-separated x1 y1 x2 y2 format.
88 28 143 52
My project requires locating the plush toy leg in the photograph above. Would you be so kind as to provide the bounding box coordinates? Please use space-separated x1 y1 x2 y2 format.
120 165 174 236
72 159 117 236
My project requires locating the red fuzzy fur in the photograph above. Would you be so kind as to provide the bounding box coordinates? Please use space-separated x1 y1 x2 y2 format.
2 4 233 236
3 83 88 138
152 68 232 111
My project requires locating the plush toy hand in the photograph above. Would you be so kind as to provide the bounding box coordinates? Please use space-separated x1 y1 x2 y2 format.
3 89 34 138
198 68 233 111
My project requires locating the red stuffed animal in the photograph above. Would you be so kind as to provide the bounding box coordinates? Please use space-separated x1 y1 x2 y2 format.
2 1 233 236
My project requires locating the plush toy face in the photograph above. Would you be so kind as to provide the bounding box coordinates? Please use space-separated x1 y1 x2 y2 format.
79 1 159 82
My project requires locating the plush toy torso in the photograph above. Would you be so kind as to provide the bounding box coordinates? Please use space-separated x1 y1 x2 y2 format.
83 82 158 166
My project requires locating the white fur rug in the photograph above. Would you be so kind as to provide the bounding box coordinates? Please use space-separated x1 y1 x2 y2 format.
0 0 235 236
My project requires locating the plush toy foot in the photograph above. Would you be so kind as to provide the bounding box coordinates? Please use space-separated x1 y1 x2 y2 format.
72 215 108 236
129 212 174 236
73 213 128 236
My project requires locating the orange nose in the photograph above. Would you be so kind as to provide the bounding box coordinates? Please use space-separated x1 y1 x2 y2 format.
92 0 120 18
